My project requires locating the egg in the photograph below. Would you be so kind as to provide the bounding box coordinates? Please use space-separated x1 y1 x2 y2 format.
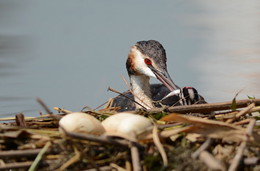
101 112 152 135
59 112 105 135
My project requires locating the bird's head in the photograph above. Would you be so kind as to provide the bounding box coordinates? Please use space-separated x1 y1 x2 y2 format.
126 40 179 91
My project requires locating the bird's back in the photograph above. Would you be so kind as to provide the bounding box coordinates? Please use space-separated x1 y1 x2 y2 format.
110 84 206 112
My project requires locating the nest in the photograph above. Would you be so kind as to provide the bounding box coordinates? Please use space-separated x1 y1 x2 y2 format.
0 98 260 171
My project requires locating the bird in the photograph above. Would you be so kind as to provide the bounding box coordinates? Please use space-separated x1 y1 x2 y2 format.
109 40 206 112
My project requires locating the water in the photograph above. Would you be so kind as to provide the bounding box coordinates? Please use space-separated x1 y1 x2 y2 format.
0 0 259 117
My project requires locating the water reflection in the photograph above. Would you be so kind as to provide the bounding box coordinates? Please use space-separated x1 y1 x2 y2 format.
0 1 34 116
0 1 259 117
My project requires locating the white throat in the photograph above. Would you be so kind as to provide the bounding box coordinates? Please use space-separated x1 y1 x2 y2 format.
130 75 154 109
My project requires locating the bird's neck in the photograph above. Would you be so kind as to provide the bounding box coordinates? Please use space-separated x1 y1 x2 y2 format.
130 75 154 109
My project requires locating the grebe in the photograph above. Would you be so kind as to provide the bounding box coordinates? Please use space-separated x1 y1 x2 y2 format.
110 40 206 111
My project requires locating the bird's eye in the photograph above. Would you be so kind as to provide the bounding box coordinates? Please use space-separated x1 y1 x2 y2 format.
144 58 152 65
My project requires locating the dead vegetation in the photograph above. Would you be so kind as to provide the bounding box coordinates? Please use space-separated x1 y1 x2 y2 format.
0 98 260 170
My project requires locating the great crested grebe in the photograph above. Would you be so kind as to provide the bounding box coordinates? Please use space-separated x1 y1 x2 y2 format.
110 40 206 112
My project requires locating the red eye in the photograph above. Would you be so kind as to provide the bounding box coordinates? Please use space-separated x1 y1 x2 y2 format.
144 58 152 65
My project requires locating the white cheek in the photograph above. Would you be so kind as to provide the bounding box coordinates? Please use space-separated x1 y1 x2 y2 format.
134 50 156 78
142 67 156 78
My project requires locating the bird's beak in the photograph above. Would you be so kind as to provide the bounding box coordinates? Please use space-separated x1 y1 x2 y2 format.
149 66 179 92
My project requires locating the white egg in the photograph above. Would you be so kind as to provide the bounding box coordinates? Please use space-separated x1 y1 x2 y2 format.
101 112 152 135
59 112 105 135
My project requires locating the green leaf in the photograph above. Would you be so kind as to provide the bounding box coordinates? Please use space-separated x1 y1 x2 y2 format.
231 98 237 111
247 95 255 100
231 90 243 111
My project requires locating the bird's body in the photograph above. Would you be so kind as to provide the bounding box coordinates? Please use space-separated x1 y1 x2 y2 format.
110 40 206 112
111 84 206 112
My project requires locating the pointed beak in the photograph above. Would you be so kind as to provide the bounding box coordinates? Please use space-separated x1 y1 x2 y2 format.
149 66 180 91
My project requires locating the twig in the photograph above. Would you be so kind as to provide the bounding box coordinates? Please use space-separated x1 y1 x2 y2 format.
228 119 256 171
120 74 131 91
216 105 258 120
145 125 192 139
29 141 51 171
84 165 113 171
129 132 141 171
108 87 147 110
228 132 248 171
110 163 127 171
148 99 260 114
0 161 33 169
125 161 132 171
199 151 226 171
15 113 26 127
53 107 72 114
215 111 238 120
57 145 81 171
226 103 255 123
0 149 43 158
36 98 53 114
152 125 168 166
235 103 255 118
244 157 259 165
248 106 260 113
234 119 251 125
94 100 110 110
191 138 212 159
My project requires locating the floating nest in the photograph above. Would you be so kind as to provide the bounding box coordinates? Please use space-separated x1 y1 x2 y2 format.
0 99 260 171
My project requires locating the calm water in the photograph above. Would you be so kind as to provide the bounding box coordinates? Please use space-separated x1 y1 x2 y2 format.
0 0 259 117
